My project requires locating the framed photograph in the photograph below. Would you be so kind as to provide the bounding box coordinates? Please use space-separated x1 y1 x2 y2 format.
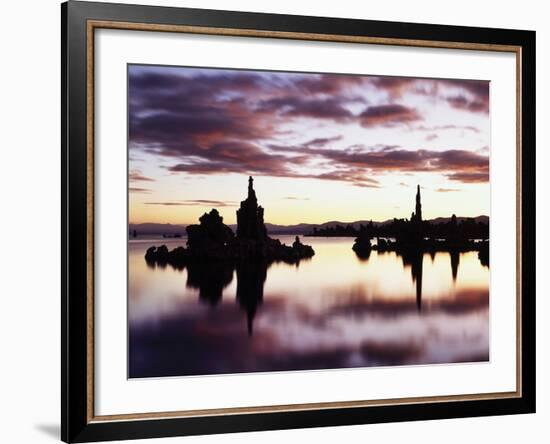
62 1 535 442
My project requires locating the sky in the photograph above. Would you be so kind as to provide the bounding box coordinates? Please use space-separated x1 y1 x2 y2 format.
128 64 490 226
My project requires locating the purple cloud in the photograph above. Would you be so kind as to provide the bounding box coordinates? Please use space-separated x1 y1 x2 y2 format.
359 104 421 127
129 66 489 187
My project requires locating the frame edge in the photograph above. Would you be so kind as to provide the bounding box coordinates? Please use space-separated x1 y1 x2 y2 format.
62 1 536 441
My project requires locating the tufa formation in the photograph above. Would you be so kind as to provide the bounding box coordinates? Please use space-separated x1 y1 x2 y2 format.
145 176 314 266
352 184 489 263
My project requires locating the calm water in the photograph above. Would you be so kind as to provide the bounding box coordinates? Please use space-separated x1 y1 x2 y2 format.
129 235 489 378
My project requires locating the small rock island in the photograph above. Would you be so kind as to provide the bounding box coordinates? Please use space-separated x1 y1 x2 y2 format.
145 176 314 267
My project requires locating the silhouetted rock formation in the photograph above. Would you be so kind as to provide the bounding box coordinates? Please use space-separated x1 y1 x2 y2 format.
186 209 234 258
143 177 316 336
307 215 489 239
352 234 372 259
375 237 393 252
291 236 315 259
414 185 422 222
236 176 268 241
409 185 423 244
310 223 362 237
144 176 315 267
145 245 187 270
351 184 490 261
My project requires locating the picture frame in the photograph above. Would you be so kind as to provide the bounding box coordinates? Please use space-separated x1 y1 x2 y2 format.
61 1 536 442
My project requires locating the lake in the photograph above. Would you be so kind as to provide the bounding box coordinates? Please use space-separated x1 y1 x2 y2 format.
129 235 489 378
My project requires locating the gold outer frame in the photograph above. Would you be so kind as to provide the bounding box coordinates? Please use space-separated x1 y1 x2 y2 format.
85 20 523 424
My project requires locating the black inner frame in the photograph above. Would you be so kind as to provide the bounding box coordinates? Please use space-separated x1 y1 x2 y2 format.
62 1 536 442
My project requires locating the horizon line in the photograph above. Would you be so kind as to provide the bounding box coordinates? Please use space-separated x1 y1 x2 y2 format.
129 214 490 227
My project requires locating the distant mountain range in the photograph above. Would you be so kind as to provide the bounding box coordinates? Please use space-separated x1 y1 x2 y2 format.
129 215 489 236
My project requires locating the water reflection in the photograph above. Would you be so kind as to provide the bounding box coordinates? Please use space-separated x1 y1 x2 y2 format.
236 261 267 336
450 250 460 282
129 236 489 378
400 250 424 312
186 261 234 306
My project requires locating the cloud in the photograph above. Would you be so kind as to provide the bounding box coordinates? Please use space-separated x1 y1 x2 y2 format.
145 200 237 207
129 169 155 182
268 145 489 184
413 124 480 134
359 104 421 127
283 196 310 201
434 149 488 169
292 73 367 95
442 79 489 97
445 171 489 183
256 96 354 121
263 141 489 185
446 95 488 113
364 77 489 114
321 147 485 172
164 141 308 177
440 79 489 113
129 66 488 186
435 188 460 192
369 76 417 98
302 135 343 148
313 169 381 188
129 187 151 193
129 69 277 158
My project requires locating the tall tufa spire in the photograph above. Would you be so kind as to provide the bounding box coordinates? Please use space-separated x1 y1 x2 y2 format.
247 176 256 200
236 176 266 240
415 185 422 222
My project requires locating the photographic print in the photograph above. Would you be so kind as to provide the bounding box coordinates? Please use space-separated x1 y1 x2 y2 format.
128 64 490 379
